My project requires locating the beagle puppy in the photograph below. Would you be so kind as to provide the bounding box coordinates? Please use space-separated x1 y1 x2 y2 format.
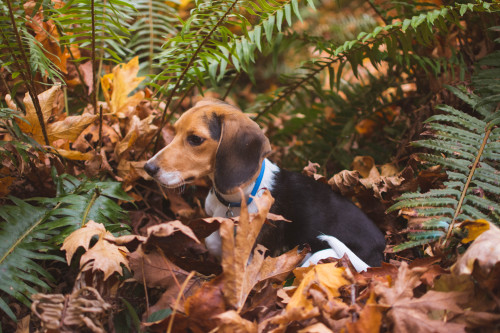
145 98 385 268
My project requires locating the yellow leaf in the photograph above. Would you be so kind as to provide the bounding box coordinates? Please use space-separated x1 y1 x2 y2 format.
461 219 490 244
287 263 348 312
54 148 95 161
61 220 110 264
453 222 500 276
100 56 145 117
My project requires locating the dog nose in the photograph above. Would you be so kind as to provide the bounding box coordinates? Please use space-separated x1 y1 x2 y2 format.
144 162 159 176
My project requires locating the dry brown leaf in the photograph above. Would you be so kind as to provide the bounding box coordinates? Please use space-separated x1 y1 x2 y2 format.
128 246 202 313
61 220 108 263
219 190 307 310
10 85 97 159
101 56 145 117
24 4 70 73
297 322 333 333
146 220 200 244
47 113 97 143
15 85 61 143
216 310 258 333
452 222 500 294
375 262 467 333
80 238 129 280
114 114 158 158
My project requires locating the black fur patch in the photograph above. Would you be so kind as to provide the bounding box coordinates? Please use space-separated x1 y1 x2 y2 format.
268 169 386 267
207 113 223 141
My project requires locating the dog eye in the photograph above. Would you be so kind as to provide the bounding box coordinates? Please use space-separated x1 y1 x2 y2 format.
187 135 205 146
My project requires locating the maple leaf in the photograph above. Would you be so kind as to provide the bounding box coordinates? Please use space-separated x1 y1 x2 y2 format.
101 56 145 117
9 86 97 159
24 2 70 74
375 262 467 333
61 220 109 264
80 238 129 280
61 220 129 280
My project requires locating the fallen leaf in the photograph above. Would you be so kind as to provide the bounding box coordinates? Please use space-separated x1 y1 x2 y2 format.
61 220 108 264
80 238 129 280
297 322 333 333
375 262 467 333
453 222 500 276
345 290 384 333
215 310 258 333
460 219 490 244
287 263 348 312
219 190 308 310
101 56 145 117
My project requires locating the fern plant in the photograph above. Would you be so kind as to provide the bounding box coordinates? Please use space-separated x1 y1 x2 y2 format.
388 48 500 252
0 173 131 321
148 0 313 150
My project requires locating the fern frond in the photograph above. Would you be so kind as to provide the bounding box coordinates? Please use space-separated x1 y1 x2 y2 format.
390 84 500 251
0 198 61 320
0 174 130 320
50 0 133 63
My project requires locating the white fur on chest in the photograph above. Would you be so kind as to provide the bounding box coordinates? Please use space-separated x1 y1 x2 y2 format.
204 158 279 258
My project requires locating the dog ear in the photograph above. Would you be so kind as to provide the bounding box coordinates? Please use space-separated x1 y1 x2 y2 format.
214 115 271 194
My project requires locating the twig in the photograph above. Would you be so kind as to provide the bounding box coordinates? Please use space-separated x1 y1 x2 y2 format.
91 0 97 115
167 270 196 333
5 0 50 145
141 256 150 319
98 105 103 153
222 71 240 101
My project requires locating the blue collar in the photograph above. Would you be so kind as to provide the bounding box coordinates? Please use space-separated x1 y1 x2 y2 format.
213 160 266 208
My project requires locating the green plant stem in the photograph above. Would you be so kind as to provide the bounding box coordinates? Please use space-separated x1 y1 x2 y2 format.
152 0 241 152
81 189 99 227
443 126 493 246
5 0 50 145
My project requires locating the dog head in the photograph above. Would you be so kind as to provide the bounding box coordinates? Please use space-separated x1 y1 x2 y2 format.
144 98 271 194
